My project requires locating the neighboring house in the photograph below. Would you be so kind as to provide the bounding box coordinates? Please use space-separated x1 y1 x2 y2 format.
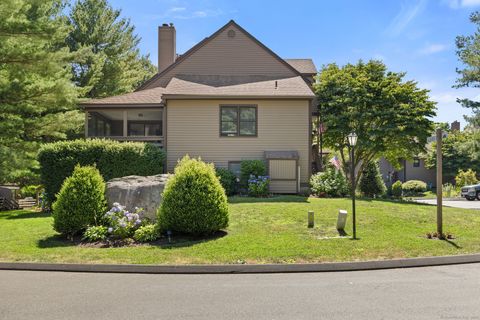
81 20 317 193
378 121 461 189
379 157 436 188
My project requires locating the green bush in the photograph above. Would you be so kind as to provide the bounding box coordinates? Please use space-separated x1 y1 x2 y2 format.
240 160 266 186
20 185 42 198
38 139 165 205
310 168 349 197
83 226 108 242
52 165 107 238
358 161 386 197
158 156 229 235
391 180 403 198
455 169 478 187
215 168 237 195
133 224 159 242
248 175 270 197
402 180 427 196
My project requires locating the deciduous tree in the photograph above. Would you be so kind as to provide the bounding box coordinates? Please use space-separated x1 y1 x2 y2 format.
314 60 436 186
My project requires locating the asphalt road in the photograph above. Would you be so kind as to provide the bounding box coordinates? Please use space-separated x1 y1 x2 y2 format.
1 264 480 320
415 198 480 210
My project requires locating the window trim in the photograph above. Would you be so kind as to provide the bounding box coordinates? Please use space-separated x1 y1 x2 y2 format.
219 105 258 137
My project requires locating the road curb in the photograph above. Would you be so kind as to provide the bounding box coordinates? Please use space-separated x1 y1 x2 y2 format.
1 254 480 274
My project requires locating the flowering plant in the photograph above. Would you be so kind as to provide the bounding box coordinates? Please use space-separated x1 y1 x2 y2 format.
248 175 270 197
104 203 145 239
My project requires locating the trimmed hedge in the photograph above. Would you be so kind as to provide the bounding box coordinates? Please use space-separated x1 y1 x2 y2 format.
38 139 165 205
52 165 107 238
158 156 229 235
402 180 427 196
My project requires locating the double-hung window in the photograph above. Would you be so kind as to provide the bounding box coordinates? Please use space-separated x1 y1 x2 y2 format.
220 105 257 137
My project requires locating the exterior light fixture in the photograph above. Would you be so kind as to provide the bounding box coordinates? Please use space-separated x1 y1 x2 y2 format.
347 132 358 240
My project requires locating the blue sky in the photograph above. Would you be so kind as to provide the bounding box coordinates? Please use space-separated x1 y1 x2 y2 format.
110 0 480 127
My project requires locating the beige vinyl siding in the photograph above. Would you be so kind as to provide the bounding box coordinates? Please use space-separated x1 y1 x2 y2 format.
269 160 297 180
270 181 298 193
146 25 297 89
166 99 310 184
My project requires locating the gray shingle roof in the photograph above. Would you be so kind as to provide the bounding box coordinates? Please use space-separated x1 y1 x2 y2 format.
81 75 314 105
284 59 317 74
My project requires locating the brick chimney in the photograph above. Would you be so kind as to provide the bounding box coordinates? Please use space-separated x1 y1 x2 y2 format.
450 120 460 132
158 23 176 73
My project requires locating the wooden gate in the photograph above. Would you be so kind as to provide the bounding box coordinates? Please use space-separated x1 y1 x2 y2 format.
265 151 299 194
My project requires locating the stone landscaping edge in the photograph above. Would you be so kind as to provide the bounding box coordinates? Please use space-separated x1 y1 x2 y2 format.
1 254 480 274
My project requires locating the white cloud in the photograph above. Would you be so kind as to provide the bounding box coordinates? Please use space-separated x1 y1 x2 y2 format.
385 0 427 36
444 0 480 8
430 92 459 104
144 6 223 20
418 43 449 55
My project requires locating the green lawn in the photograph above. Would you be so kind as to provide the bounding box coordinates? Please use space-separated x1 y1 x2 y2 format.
1 196 479 265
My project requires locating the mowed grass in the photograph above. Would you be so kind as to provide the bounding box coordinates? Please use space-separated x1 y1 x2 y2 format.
1 196 479 265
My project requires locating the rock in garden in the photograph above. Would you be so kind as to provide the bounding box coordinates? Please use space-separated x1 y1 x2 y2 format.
106 174 170 220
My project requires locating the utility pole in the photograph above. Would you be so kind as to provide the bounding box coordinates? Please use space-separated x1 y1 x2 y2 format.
436 128 443 236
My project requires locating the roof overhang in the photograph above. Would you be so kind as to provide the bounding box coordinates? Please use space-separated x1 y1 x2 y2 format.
81 103 164 109
162 94 315 100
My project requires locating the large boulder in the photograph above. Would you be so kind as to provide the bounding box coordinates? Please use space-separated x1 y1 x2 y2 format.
106 174 170 220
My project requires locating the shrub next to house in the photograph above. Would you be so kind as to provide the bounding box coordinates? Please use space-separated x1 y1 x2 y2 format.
158 156 229 235
391 180 403 198
52 165 107 238
240 160 266 186
215 167 237 196
402 180 427 196
38 139 166 205
310 168 349 197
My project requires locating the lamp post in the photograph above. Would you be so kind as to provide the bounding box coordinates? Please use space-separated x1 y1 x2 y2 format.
347 132 358 240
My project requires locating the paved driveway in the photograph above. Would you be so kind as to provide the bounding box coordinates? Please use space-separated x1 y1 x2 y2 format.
1 264 480 319
415 198 480 210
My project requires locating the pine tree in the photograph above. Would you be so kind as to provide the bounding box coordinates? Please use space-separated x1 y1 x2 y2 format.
66 0 156 99
0 0 83 184
359 161 387 198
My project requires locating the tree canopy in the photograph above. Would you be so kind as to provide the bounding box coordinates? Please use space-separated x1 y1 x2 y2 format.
314 60 436 186
455 11 480 127
67 0 156 98
0 0 82 184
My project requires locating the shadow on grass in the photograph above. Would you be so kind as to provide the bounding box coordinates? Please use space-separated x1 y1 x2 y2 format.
151 230 228 249
6 211 50 220
229 195 309 204
37 235 79 248
443 239 462 249
358 197 435 207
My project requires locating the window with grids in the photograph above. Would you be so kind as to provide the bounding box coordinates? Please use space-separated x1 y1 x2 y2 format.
220 106 257 137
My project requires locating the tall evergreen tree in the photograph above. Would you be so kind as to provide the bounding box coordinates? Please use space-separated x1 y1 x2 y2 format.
0 0 82 184
67 0 156 99
455 11 480 127
358 161 386 198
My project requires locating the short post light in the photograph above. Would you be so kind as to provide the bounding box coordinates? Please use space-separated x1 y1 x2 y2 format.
347 132 358 240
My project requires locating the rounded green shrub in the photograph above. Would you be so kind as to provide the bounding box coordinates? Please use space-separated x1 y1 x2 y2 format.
133 224 159 242
215 168 237 195
402 180 427 196
359 161 386 197
158 156 229 235
52 165 107 238
310 168 349 197
391 180 403 198
38 139 165 206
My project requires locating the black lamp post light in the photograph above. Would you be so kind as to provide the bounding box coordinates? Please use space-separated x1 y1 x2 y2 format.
347 132 358 240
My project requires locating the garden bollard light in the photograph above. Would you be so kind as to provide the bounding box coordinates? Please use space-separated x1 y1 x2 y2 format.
308 210 314 228
337 210 348 230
